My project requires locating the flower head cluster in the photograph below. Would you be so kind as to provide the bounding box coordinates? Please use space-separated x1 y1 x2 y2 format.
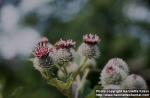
100 58 147 90
32 38 76 70
32 38 77 80
122 74 147 89
78 34 100 59
30 35 148 98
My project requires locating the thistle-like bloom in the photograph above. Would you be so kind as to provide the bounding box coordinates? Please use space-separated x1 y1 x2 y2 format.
32 37 53 68
53 39 76 65
55 39 76 49
78 34 100 59
105 58 129 74
83 34 100 45
122 74 147 89
33 37 49 59
100 63 128 87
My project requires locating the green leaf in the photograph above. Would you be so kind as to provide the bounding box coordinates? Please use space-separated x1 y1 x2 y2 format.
47 74 74 90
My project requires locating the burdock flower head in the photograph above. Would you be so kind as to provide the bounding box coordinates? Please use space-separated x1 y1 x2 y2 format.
105 58 129 74
122 74 147 89
32 37 53 69
53 39 76 65
55 39 76 49
83 34 100 45
78 34 100 59
33 37 49 59
100 60 128 87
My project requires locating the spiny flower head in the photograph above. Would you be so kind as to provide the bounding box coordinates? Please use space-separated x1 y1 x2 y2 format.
78 34 100 59
78 43 100 59
122 74 147 89
83 33 100 45
100 63 128 87
52 39 76 65
38 37 48 46
33 47 49 59
32 37 55 68
33 37 49 59
106 58 129 74
52 49 74 65
55 39 76 49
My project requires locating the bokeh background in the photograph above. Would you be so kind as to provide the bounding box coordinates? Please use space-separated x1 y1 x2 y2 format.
0 0 150 98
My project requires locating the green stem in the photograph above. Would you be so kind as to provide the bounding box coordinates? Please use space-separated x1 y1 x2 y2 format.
73 56 88 80
77 68 90 92
55 64 66 76
63 65 68 76
40 68 52 79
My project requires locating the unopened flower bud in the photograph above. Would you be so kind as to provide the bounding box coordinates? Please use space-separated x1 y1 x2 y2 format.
100 63 128 87
106 58 129 74
122 74 147 89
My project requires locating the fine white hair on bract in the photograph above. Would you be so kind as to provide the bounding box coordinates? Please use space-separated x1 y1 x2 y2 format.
122 74 147 89
100 62 128 87
77 43 100 59
105 58 129 74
